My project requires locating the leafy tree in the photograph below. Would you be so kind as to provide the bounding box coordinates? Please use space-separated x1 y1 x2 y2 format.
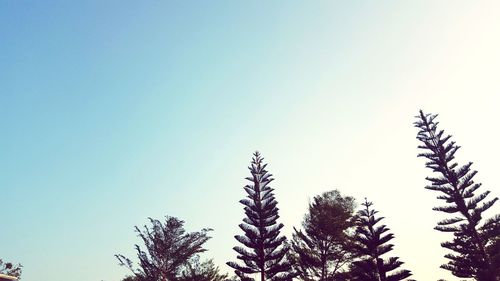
291 190 357 280
415 110 500 281
116 216 212 281
227 151 297 281
351 199 412 281
178 256 228 281
0 259 22 279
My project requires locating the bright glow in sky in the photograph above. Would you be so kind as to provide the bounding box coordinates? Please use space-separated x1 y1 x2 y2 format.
1 1 500 281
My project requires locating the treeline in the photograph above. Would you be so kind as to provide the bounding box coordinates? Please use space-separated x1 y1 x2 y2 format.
116 111 500 281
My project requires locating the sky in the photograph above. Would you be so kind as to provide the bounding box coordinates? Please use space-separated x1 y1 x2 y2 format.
1 1 500 281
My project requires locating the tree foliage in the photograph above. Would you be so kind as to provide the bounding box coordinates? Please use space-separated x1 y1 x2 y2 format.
227 151 296 281
351 199 412 281
178 256 228 281
0 259 22 279
291 190 357 281
486 237 500 278
116 216 213 281
415 110 500 281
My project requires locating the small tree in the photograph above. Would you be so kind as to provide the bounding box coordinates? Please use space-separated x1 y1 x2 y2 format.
116 216 212 281
291 190 357 281
0 259 22 279
178 256 228 281
227 151 296 281
415 110 500 281
351 199 412 281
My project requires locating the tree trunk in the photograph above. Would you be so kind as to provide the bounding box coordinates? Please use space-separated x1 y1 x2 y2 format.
321 253 327 281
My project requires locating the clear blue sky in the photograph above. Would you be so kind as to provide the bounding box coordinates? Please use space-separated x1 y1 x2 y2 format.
1 1 500 281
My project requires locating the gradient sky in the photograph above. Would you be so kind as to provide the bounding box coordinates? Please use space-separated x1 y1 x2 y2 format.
1 1 500 281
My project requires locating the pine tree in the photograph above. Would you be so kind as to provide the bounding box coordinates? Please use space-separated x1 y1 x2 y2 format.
415 110 500 281
227 151 296 281
291 190 357 281
351 199 412 281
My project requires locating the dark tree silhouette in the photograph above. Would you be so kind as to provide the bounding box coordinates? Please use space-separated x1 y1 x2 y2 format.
351 199 412 281
486 237 500 277
0 259 22 279
116 216 213 281
415 110 500 281
291 190 357 281
227 151 296 281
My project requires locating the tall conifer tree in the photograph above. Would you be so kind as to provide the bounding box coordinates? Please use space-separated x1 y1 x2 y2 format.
351 199 412 281
227 152 296 281
415 110 500 281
